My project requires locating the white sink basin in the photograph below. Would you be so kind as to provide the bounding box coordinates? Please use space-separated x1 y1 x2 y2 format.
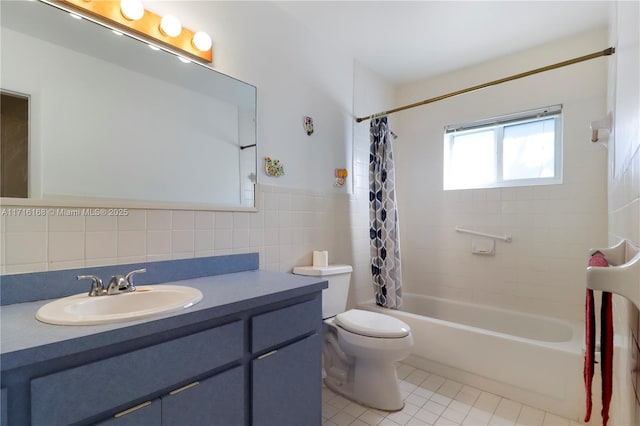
36 285 203 325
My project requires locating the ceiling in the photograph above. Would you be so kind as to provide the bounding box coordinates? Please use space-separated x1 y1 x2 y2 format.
275 1 612 85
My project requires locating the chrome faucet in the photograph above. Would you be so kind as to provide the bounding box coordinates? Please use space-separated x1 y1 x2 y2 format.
107 268 147 295
77 274 106 297
77 268 146 297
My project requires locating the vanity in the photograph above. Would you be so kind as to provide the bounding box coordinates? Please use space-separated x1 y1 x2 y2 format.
0 254 327 426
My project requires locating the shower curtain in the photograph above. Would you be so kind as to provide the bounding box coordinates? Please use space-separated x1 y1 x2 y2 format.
369 117 402 309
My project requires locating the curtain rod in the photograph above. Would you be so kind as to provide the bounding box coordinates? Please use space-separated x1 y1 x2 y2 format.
355 47 615 123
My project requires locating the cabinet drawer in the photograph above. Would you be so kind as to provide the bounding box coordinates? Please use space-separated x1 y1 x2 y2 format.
31 320 243 426
251 297 321 353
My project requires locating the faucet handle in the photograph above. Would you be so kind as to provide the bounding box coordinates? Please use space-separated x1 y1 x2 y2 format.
77 274 105 297
125 268 146 291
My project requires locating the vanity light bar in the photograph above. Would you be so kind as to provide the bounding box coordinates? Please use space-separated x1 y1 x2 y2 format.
54 0 212 63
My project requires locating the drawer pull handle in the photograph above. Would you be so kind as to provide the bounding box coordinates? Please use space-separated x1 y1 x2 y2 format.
114 401 152 418
257 350 278 360
169 381 200 395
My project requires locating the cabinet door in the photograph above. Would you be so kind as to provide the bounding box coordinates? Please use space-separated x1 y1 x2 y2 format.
96 400 161 426
252 333 321 426
1 388 7 426
162 366 244 426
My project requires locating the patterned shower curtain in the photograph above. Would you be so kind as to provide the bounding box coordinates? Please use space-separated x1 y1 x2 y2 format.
369 117 402 309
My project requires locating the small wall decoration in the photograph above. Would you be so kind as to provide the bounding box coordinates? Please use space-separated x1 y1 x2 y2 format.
303 116 314 136
265 157 285 177
335 168 348 187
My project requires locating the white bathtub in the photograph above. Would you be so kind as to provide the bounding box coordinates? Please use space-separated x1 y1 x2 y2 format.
359 293 585 420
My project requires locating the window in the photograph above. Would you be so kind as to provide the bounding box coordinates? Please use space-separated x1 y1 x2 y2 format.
443 105 562 190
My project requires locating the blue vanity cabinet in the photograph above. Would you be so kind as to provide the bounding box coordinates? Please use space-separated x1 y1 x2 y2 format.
251 296 323 426
1 267 326 426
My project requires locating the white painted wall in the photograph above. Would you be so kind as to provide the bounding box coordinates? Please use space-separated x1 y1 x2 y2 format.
146 1 356 194
393 29 609 322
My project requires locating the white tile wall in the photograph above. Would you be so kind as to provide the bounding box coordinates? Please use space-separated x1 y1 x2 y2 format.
608 0 640 424
146 210 171 230
392 29 610 322
0 184 353 276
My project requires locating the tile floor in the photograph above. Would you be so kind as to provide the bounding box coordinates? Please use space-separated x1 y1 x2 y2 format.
322 363 583 426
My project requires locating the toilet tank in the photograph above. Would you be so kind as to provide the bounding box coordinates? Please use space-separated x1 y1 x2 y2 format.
292 265 353 319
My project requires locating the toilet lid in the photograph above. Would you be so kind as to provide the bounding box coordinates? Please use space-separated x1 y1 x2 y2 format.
335 309 410 338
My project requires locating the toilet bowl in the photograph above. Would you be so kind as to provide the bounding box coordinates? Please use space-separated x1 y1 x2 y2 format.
323 309 413 411
292 265 413 411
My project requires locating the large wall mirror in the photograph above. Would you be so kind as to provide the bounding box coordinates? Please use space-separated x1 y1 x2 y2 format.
0 0 257 210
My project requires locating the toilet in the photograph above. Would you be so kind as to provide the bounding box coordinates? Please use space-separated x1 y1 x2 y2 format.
293 264 413 411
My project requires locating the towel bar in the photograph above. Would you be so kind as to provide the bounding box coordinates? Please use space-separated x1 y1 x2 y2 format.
587 239 640 310
455 226 512 243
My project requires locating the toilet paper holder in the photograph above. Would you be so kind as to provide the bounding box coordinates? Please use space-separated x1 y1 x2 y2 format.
472 238 495 256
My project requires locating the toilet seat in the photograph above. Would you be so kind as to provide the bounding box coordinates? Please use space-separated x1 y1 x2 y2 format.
335 309 410 338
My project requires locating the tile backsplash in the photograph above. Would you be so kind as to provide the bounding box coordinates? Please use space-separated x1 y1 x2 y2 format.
0 184 352 276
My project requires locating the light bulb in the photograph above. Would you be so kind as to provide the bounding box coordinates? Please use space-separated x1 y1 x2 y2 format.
120 0 144 21
192 31 212 52
160 15 182 37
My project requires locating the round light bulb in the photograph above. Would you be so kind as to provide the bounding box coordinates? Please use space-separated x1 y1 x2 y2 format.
120 0 144 21
160 15 182 37
192 31 212 52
